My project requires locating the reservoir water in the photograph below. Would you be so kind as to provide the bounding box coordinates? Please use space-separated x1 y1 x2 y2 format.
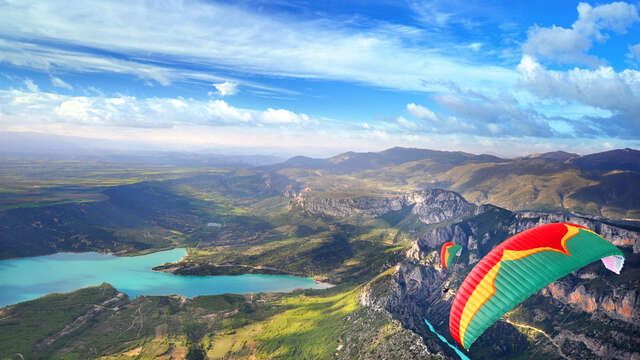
0 248 329 307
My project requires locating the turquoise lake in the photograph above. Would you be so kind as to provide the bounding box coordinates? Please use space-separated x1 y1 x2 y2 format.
0 248 329 307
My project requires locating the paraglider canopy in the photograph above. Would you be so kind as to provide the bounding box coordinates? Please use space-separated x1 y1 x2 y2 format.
441 242 462 270
449 222 624 350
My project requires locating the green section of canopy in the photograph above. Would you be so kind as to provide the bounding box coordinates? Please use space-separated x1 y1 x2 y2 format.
446 244 462 268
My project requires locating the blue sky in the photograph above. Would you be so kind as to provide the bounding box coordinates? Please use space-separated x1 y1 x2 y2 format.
0 0 639 157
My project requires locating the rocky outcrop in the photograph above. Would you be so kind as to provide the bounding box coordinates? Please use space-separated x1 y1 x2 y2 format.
407 190 489 224
296 193 407 217
407 223 473 262
336 306 439 360
553 330 640 360
358 266 452 359
542 281 639 324
292 188 488 224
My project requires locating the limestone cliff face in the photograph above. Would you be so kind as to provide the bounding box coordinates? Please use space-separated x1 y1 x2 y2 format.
358 265 451 359
292 188 487 224
406 223 471 262
295 193 407 217
541 280 639 324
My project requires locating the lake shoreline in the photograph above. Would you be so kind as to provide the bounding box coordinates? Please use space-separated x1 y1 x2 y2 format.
0 245 180 262
0 248 329 308
152 259 335 288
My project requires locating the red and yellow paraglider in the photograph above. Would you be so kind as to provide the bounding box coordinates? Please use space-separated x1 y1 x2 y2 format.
449 223 624 349
441 242 462 270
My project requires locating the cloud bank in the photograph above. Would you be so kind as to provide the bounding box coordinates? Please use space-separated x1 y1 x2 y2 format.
1 88 312 129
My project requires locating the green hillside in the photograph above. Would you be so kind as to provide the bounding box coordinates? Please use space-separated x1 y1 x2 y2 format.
0 281 432 360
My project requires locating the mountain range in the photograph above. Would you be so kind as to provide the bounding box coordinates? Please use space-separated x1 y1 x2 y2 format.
267 147 640 220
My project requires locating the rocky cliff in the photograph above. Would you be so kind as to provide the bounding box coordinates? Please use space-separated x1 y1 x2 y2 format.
292 188 488 224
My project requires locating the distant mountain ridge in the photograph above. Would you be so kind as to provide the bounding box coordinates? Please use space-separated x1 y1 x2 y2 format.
0 131 285 166
568 148 640 173
268 146 640 220
265 147 507 173
273 146 638 174
523 150 579 162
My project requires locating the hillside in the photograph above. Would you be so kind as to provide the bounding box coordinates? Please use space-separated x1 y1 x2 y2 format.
568 148 640 174
0 283 434 360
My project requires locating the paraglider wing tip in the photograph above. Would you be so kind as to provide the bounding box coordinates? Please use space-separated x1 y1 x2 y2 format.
601 255 625 275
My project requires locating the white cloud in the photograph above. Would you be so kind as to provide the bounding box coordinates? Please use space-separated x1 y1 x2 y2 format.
55 97 91 122
0 38 293 97
0 1 518 93
203 100 252 124
523 2 639 65
517 55 640 113
407 103 439 122
487 123 500 134
469 42 483 52
407 0 500 29
1 89 637 156
409 0 454 27
107 97 125 105
50 76 72 89
213 81 238 96
405 102 482 135
517 55 640 137
86 86 104 96
403 92 558 137
0 89 311 129
628 43 640 61
261 108 309 124
24 79 39 92
169 99 187 108
396 116 418 130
